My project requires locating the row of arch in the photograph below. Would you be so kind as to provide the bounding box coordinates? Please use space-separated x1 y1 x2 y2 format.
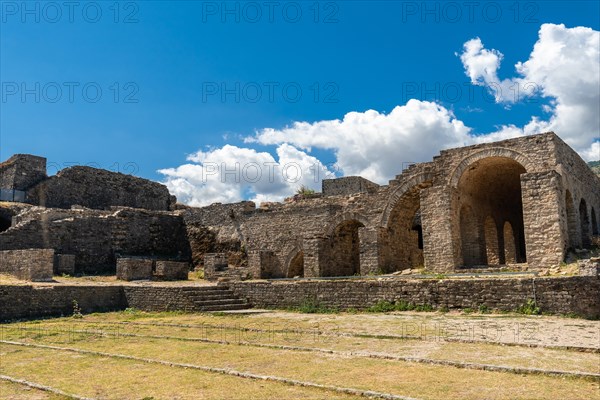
279 153 599 277
565 191 598 250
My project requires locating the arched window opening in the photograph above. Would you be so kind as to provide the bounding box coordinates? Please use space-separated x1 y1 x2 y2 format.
287 251 304 278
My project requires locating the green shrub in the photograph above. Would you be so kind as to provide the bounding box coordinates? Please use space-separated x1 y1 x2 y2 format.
516 299 541 315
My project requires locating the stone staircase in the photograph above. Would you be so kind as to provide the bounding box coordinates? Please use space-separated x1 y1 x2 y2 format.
181 286 251 312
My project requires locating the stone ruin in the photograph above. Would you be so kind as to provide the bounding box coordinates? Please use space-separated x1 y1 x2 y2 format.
1 132 599 283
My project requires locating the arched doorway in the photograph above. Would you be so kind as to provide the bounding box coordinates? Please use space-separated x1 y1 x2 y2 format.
592 207 598 236
380 185 425 272
580 199 591 248
287 251 304 278
321 220 364 277
456 157 527 266
565 191 578 249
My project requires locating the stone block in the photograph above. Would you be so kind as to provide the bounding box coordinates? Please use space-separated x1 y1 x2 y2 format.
116 258 153 281
154 261 189 281
0 248 54 281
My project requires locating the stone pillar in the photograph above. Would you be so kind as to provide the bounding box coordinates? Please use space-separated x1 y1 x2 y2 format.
358 226 379 275
204 253 228 281
247 250 262 279
420 185 459 272
520 171 566 269
302 237 321 278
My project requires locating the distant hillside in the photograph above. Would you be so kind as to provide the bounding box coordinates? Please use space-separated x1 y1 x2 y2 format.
589 161 600 177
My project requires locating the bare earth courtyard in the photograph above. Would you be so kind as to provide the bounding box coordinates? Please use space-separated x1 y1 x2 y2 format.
1 309 598 400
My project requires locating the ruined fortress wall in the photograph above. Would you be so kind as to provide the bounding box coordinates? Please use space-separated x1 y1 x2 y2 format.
228 276 600 318
26 166 173 211
0 154 47 191
0 285 126 321
181 202 256 269
0 208 191 274
0 286 222 320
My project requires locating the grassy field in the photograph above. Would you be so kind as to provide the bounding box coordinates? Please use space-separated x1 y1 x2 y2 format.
1 310 598 400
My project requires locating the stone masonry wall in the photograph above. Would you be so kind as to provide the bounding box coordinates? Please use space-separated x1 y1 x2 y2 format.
1 276 598 320
228 276 600 318
0 154 47 191
0 285 126 320
26 166 174 211
0 207 191 274
322 176 380 196
0 249 54 281
0 286 221 320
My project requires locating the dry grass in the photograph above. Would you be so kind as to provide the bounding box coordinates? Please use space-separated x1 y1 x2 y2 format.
0 380 67 400
23 319 600 374
1 311 599 400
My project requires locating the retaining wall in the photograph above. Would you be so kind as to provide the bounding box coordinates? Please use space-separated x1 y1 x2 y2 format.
227 276 600 318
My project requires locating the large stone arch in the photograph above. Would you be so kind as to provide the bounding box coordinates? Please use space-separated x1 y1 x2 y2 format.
449 148 535 188
455 155 528 267
380 172 433 228
379 178 432 272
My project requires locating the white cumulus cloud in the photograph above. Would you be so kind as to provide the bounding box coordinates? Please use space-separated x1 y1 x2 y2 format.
248 99 472 183
159 144 333 207
459 23 600 156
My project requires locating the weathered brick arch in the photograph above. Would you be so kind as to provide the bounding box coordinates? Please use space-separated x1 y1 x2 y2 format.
380 172 434 228
449 147 536 188
323 212 369 237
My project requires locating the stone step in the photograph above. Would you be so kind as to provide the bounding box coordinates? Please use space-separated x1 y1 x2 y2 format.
197 303 252 312
180 286 230 292
186 293 239 301
193 299 248 307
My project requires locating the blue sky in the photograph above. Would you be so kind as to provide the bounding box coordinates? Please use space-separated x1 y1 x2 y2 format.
1 1 599 205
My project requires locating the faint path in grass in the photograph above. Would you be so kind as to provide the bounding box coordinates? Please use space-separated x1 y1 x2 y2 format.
0 340 420 400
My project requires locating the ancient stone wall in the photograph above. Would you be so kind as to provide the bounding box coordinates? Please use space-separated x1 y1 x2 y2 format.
0 154 47 191
322 176 379 196
26 166 174 211
0 285 126 320
0 249 54 281
228 276 600 318
0 207 191 274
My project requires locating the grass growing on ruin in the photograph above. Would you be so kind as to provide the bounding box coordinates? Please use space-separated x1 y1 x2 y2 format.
1 311 599 400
